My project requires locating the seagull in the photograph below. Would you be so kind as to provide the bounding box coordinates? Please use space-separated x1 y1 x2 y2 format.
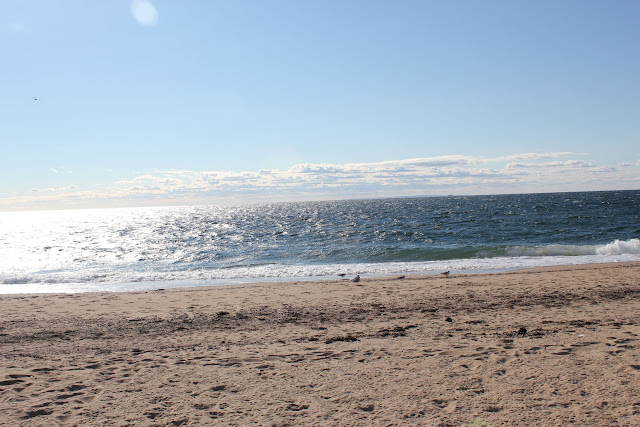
441 271 450 276
34 98 38 101
352 275 360 283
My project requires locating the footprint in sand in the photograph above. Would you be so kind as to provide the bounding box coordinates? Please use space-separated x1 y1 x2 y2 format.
21 408 53 419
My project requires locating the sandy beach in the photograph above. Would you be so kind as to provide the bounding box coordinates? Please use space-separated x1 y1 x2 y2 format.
1 262 639 426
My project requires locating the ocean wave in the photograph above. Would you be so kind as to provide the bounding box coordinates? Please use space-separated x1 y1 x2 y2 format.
505 238 640 257
2 238 639 292
596 238 640 255
2 277 32 285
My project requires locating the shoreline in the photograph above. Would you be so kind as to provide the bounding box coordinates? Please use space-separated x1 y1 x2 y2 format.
3 258 640 296
1 261 639 425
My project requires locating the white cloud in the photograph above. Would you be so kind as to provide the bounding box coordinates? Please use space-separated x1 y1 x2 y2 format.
495 152 576 162
30 186 77 194
3 152 639 211
49 167 72 174
506 160 596 169
131 0 158 27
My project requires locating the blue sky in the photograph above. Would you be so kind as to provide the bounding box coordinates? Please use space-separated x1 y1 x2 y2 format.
1 0 639 211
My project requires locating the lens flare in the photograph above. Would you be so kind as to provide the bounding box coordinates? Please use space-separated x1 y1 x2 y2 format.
131 0 158 27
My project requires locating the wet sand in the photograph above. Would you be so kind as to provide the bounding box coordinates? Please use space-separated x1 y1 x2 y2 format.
1 262 639 426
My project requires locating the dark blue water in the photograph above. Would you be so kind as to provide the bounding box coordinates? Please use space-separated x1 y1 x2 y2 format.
236 190 639 263
1 190 639 293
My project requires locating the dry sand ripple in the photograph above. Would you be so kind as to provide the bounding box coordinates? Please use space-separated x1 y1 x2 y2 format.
1 262 639 426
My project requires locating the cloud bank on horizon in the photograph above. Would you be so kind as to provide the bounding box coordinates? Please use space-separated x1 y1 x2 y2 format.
2 152 639 211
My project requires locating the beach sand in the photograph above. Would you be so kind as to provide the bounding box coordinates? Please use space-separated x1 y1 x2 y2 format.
1 262 639 426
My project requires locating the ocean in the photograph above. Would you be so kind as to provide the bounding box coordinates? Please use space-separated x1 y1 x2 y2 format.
1 190 639 293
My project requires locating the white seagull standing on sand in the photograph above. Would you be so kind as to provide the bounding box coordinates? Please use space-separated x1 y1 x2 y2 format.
352 275 360 283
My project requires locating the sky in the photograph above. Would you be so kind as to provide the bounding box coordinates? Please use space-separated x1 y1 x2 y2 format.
1 0 639 211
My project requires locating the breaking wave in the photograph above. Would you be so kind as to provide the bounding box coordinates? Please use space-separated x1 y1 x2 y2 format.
505 239 640 257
